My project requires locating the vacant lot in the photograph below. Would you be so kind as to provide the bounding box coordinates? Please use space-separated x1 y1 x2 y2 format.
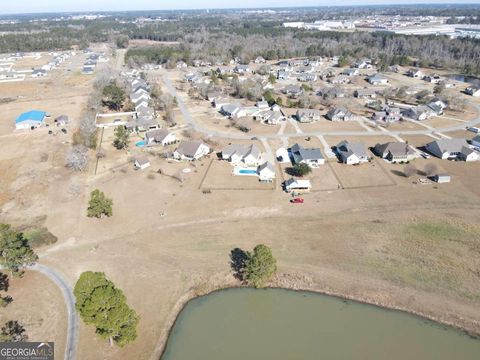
329 159 396 189
0 271 67 359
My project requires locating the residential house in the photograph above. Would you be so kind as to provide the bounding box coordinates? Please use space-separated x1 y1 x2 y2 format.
282 85 303 98
290 143 325 167
134 156 150 170
426 138 478 161
220 104 247 119
234 64 251 74
145 129 177 146
297 65 314 74
254 56 266 64
174 141 210 161
212 96 231 109
402 105 434 121
221 144 262 166
407 69 423 78
326 107 355 121
296 109 322 123
15 110 46 130
367 74 389 85
254 110 286 125
329 75 351 85
373 106 401 123
427 100 447 116
284 178 312 193
277 70 289 80
373 142 416 163
216 66 233 75
354 58 373 69
465 87 480 97
297 73 317 82
354 88 377 99
335 140 370 165
255 99 269 109
424 74 442 84
257 162 276 182
31 69 47 78
318 87 345 99
342 68 359 76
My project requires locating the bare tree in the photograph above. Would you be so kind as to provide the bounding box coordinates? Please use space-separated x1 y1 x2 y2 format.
66 145 89 172
424 163 438 176
403 164 417 177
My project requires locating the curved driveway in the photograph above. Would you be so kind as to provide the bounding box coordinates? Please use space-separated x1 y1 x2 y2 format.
161 71 480 141
30 264 78 360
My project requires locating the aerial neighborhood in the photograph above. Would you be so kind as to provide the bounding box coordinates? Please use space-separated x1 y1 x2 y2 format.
1 5 480 360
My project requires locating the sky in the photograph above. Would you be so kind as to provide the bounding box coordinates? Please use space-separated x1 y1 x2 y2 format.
1 0 479 15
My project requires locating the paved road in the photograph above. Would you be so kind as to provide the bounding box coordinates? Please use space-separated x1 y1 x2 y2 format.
29 264 78 360
161 71 480 141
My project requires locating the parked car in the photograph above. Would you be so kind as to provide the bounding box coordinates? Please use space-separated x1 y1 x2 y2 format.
290 198 304 204
61 128 67 134
421 152 431 159
467 127 479 133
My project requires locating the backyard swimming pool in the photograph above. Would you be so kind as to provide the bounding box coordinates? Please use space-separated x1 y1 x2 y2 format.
239 169 257 175
135 140 146 147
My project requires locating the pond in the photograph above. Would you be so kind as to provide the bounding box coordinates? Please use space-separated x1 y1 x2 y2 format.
161 288 480 360
448 74 480 87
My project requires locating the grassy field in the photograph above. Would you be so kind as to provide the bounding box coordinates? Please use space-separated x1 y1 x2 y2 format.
364 220 480 301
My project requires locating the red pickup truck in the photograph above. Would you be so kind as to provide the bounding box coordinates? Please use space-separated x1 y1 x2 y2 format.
290 198 304 204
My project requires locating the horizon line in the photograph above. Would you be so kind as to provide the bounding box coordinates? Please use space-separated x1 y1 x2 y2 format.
0 2 479 17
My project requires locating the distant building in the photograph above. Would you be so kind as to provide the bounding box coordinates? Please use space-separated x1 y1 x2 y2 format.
15 110 46 130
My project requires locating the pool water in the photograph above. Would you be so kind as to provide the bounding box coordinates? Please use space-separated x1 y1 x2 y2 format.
239 169 257 175
135 140 146 147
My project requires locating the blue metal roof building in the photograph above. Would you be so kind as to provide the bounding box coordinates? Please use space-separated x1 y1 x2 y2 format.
15 110 46 129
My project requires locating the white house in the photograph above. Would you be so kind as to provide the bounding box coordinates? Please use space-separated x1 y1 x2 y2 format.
296 109 322 123
174 141 210 161
465 87 480 97
367 74 389 85
31 69 47 78
284 178 312 193
220 104 247 119
257 162 276 182
290 143 325 167
425 138 478 161
407 69 423 78
134 156 151 170
145 129 177 146
221 144 262 166
335 140 370 165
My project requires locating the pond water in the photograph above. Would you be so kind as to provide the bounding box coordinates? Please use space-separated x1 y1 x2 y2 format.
161 288 480 360
449 74 480 87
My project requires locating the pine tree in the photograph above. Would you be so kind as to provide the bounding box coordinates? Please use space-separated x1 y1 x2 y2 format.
244 245 277 288
87 190 113 218
0 225 38 276
74 271 139 347
113 126 129 150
